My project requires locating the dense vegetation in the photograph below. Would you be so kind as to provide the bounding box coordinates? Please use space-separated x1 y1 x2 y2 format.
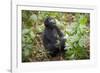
22 10 90 62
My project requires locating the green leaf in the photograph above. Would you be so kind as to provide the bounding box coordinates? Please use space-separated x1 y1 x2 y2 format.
30 31 35 39
30 14 37 21
22 28 29 34
79 15 88 25
23 48 30 57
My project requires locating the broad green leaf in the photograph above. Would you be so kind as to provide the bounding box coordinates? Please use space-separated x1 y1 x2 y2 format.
30 14 37 21
79 15 88 25
22 28 29 34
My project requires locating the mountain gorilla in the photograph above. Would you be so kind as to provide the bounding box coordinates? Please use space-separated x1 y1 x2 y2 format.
42 17 66 58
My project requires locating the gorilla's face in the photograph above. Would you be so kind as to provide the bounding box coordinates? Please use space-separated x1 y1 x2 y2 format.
44 17 56 29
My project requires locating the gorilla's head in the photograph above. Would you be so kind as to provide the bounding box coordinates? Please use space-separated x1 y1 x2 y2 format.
44 17 56 29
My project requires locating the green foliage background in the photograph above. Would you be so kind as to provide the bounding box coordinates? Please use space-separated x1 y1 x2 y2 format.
22 10 90 62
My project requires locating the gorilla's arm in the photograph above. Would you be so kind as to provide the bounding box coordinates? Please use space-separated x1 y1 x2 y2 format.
55 26 64 38
55 26 66 49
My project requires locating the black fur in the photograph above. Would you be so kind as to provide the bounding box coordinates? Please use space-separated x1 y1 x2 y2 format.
42 17 66 57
